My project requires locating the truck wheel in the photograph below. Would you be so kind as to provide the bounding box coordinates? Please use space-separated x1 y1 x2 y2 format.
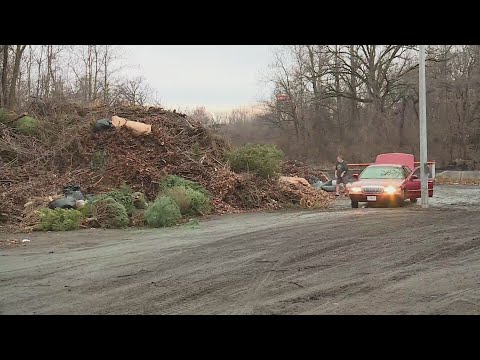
410 197 417 203
351 200 359 208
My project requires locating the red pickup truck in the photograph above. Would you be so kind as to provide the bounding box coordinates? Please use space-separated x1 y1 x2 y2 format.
348 153 434 208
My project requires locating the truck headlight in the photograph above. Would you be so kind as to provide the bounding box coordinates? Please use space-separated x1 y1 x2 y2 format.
384 186 398 194
350 187 362 193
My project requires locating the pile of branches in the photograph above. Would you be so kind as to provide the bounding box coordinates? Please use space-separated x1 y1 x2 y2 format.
1 100 332 231
281 160 329 183
223 174 333 210
73 109 230 199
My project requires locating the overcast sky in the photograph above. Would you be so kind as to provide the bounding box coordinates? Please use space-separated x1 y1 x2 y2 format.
123 45 274 113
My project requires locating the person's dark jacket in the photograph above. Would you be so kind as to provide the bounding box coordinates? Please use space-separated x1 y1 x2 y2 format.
335 161 348 179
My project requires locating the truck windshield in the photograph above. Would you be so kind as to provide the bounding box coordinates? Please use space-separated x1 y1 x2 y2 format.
360 166 404 179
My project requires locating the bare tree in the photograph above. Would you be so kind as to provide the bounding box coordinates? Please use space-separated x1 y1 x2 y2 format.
227 45 476 165
325 46 417 112
6 45 27 108
116 76 152 106
100 45 124 105
189 106 214 126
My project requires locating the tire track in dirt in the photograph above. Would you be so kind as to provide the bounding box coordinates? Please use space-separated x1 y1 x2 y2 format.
2 199 480 314
230 215 362 314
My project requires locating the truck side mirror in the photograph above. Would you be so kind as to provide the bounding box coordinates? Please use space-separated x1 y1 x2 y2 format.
411 175 418 180
352 174 359 180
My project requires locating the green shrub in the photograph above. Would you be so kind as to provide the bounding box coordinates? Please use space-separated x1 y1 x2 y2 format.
15 116 39 135
162 186 211 216
159 175 209 196
187 187 211 215
37 208 84 231
162 186 191 214
78 203 92 218
89 196 129 228
228 144 284 178
144 196 181 227
103 184 135 216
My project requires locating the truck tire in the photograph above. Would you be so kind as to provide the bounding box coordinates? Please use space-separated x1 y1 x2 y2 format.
351 200 359 208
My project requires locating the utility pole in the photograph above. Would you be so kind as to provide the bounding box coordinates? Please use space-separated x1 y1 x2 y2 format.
419 45 429 208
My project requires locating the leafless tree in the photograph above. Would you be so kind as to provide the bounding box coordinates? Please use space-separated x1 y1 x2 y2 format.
221 45 480 167
4 43 480 169
188 106 214 126
115 76 153 106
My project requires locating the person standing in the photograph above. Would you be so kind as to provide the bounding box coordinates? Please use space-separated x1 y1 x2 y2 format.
335 155 349 197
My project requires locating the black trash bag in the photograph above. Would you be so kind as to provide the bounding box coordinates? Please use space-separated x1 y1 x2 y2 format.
63 185 84 201
93 118 113 133
48 196 77 209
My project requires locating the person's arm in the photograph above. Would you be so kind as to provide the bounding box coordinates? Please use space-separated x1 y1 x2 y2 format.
334 164 338 178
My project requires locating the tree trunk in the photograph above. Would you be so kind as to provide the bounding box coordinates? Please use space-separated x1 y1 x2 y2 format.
45 45 53 98
36 46 44 97
1 45 9 108
49 46 57 97
88 45 93 102
399 98 406 148
349 45 359 128
26 46 32 98
103 46 109 105
7 45 26 108
334 45 343 138
93 46 99 100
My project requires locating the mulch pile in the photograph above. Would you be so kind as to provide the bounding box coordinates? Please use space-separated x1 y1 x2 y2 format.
1 101 332 232
281 160 330 183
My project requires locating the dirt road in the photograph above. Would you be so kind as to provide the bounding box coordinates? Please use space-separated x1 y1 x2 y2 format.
1 185 480 314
